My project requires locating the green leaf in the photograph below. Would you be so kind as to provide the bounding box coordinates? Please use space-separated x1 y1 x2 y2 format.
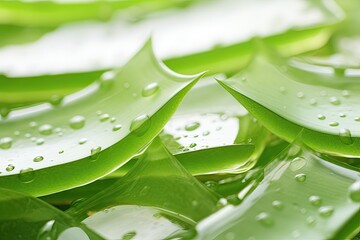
82 205 194 240
0 40 202 196
195 141 360 240
67 137 219 222
0 187 103 240
218 42 360 157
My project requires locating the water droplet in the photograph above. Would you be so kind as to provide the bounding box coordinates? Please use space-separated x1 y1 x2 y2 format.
339 113 346 118
339 128 353 145
123 82 130 89
142 82 159 97
33 156 44 162
309 98 317 106
308 195 322 206
30 137 37 142
100 71 115 87
205 181 218 191
36 138 45 145
185 122 200 131
290 157 306 171
342 90 350 98
112 124 122 131
329 122 339 127
202 131 210 136
96 110 102 116
110 117 116 123
49 95 63 106
29 121 38 128
0 137 13 149
90 146 102 160
272 200 284 210
306 216 316 226
318 206 334 218
14 131 20 136
294 173 306 182
329 97 340 105
99 113 110 122
78 138 88 145
6 164 14 172
256 212 273 226
38 124 53 135
348 181 360 202
130 114 150 136
292 230 301 238
317 114 326 120
297 92 305 99
121 231 136 240
354 117 360 122
59 150 64 154
189 143 197 148
288 145 301 157
69 115 86 129
0 107 10 118
19 168 35 183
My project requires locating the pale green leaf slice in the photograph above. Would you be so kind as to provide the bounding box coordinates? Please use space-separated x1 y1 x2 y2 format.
195 142 360 240
218 43 360 157
0 40 202 196
0 187 103 240
67 137 219 222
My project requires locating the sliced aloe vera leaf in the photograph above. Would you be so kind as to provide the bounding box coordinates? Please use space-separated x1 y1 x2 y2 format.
218 43 360 157
0 0 342 77
0 0 189 27
82 205 194 240
195 142 360 240
0 187 103 240
67 137 219 222
0 40 202 196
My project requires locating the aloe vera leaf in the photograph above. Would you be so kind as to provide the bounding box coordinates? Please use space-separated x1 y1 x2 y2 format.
218 42 360 157
195 142 360 240
0 40 202 196
82 205 194 240
0 0 190 27
67 137 219 222
0 187 104 240
0 0 341 77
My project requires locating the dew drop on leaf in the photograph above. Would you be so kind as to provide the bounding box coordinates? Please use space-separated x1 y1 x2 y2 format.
296 92 305 99
69 115 86 129
36 138 45 145
189 143 197 148
317 114 326 120
185 122 200 131
33 156 44 162
90 146 102 160
339 128 353 145
6 164 15 172
99 113 110 122
290 157 306 171
49 95 63 106
99 70 115 87
256 212 273 226
130 114 151 136
38 124 54 135
0 137 13 149
294 173 306 182
121 231 136 240
272 200 284 210
112 124 122 132
79 138 88 145
19 168 35 183
29 121 38 128
142 82 160 97
308 195 322 206
306 216 316 226
348 181 360 202
329 97 340 105
318 206 334 218
329 122 339 127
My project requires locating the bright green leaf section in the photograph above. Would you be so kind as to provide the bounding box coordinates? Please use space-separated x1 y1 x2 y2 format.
0 40 202 196
218 43 360 157
67 137 219 222
0 188 103 240
0 0 191 27
195 142 360 240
